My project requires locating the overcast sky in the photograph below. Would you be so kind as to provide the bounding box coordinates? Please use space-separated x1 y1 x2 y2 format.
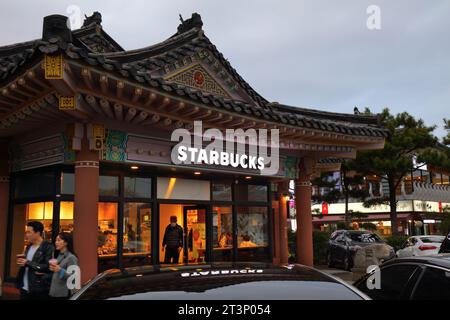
1 0 448 138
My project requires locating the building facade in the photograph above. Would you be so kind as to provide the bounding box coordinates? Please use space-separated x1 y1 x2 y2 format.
311 164 450 236
0 12 387 282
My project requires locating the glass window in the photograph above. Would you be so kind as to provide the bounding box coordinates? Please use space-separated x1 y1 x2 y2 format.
14 172 55 199
124 177 151 198
59 201 74 233
442 174 449 185
235 184 268 202
157 177 210 200
432 172 442 185
357 265 419 300
412 267 450 299
212 183 232 201
123 203 152 267
8 202 54 277
212 206 233 261
99 176 119 197
236 206 269 261
60 172 75 195
98 202 118 272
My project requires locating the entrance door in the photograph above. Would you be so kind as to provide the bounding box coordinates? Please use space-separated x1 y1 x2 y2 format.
183 206 207 264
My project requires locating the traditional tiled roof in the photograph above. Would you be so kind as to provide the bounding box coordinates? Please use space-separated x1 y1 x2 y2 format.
0 12 389 138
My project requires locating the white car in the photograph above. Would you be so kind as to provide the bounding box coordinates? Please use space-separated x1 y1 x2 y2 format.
396 235 445 257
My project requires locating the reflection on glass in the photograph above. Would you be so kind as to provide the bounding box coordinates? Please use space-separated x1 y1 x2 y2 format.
212 206 233 261
237 206 268 247
59 201 74 233
235 184 268 202
99 176 119 197
98 202 118 271
212 183 232 201
15 172 55 199
236 206 269 261
123 203 151 266
60 173 75 195
9 202 54 277
186 208 206 263
124 177 151 198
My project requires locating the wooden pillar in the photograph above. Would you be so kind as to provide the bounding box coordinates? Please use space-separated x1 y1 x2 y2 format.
0 141 9 279
73 133 99 283
295 158 314 266
272 199 280 265
279 191 289 265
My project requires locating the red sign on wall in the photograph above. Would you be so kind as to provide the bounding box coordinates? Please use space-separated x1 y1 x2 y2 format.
322 202 329 215
439 201 443 213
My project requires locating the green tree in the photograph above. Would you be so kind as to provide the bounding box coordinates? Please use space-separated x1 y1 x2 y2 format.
444 118 450 145
353 109 437 235
311 161 368 229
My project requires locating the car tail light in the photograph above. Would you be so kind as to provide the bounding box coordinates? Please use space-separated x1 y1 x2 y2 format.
418 245 437 251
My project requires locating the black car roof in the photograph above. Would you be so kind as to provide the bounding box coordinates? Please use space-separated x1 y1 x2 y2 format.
73 262 368 300
96 262 335 281
383 254 450 269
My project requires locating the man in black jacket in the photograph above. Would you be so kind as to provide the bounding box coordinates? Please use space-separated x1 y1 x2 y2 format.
162 216 183 264
16 221 54 300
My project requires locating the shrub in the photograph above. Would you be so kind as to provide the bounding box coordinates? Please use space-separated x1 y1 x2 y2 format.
313 230 331 265
287 230 297 262
361 222 377 231
384 234 408 251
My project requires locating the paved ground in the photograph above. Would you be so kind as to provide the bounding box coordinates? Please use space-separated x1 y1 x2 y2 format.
0 283 19 300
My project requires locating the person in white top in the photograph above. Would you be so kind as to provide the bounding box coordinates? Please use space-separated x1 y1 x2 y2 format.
16 221 54 300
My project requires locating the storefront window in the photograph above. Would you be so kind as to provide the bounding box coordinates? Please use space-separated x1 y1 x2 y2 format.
61 172 75 195
123 203 152 267
124 177 151 198
8 202 54 277
442 174 449 185
157 177 210 200
15 172 55 199
432 172 442 185
99 176 119 197
236 206 269 261
212 183 232 201
98 202 118 271
59 201 74 233
212 206 233 261
235 184 268 202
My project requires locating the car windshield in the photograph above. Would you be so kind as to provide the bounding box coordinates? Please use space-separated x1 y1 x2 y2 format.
420 237 444 243
348 233 381 243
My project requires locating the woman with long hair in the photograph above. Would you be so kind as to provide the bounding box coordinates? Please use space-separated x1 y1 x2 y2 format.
49 232 79 299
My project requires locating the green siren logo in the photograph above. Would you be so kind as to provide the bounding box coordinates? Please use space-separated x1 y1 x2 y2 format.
171 121 279 175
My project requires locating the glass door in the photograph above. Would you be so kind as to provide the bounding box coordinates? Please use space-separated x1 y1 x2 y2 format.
183 206 207 264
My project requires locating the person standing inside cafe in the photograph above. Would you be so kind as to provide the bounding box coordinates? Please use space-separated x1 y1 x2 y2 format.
16 221 54 300
162 216 183 263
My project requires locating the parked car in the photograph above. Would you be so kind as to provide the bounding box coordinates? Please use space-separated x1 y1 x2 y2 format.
71 263 370 300
327 230 394 271
396 236 445 258
354 254 450 300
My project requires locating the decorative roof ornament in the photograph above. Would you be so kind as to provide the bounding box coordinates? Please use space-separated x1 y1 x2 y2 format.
177 12 203 34
42 14 73 43
83 11 102 28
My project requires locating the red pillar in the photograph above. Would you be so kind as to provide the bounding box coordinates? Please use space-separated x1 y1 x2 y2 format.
0 142 9 279
279 192 289 265
73 134 99 283
295 158 314 266
272 199 280 265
